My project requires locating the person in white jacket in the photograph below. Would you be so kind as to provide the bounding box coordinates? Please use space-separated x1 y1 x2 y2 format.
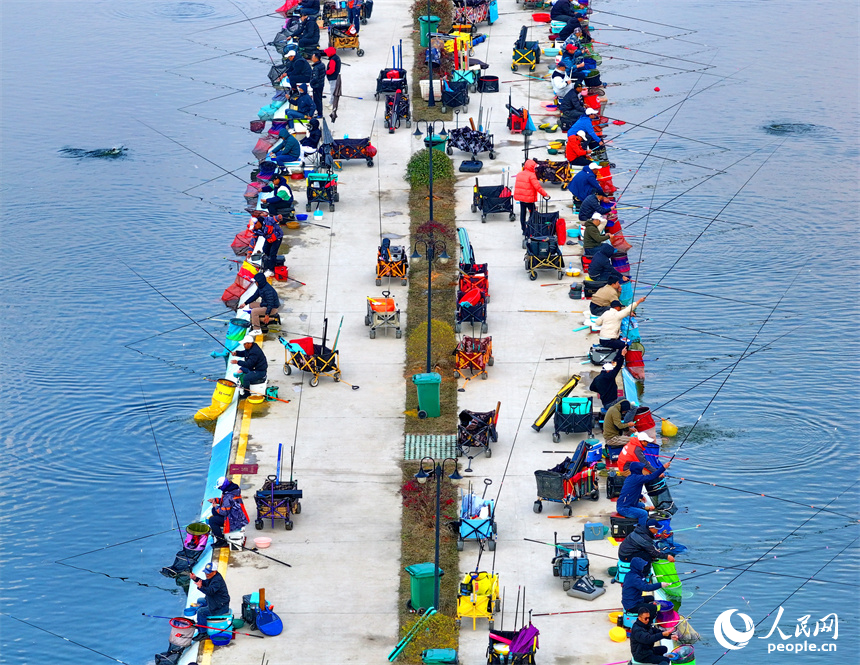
551 62 577 99
595 296 646 349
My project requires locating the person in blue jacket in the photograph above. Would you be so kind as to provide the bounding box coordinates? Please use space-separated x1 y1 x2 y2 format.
244 272 281 336
566 160 603 206
622 558 669 612
347 0 363 33
617 461 670 527
269 130 301 165
190 563 231 641
207 476 250 548
284 84 317 129
231 335 269 396
567 109 602 145
587 244 628 283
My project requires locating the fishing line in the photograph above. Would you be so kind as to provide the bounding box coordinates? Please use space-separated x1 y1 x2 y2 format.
492 341 546 509
663 243 796 462
54 528 179 562
181 162 253 193
616 51 718 202
140 382 187 551
605 64 751 144
594 41 715 67
178 82 271 111
604 117 728 149
167 44 266 70
641 318 771 347
624 205 751 228
635 280 802 315
652 323 804 411
588 21 711 48
630 160 663 303
680 545 846 584
668 476 858 522
600 55 716 75
711 535 860 665
0 613 133 665
224 0 275 65
684 480 859 621
134 119 248 185
54 560 181 594
189 11 278 34
606 144 724 171
591 10 696 32
122 260 229 349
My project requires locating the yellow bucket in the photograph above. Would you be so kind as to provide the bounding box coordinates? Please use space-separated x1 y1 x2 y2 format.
493 644 510 656
213 379 237 404
608 611 622 624
247 394 266 405
661 418 679 437
286 220 301 230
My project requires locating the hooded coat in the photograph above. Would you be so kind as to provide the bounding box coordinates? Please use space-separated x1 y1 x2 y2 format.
514 160 549 203
324 48 342 80
617 437 649 474
588 349 623 406
582 220 611 249
619 524 669 565
293 92 317 117
272 132 301 161
621 557 663 611
630 616 668 662
246 273 281 314
587 244 623 281
566 164 602 201
550 0 576 20
213 481 250 533
617 461 664 511
301 119 322 148
565 134 589 163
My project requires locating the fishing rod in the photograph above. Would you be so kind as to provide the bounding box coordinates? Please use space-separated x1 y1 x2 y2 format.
636 281 802 314
125 310 232 349
532 607 623 617
630 159 663 303
711 535 860 665
230 542 292 567
605 143 724 172
178 82 271 111
169 44 266 70
640 316 771 346
592 40 715 68
684 480 860 621
669 475 858 522
122 261 229 350
621 205 751 228
224 0 274 65
182 162 254 193
616 51 718 202
591 10 696 32
604 116 727 148
587 21 712 49
134 119 248 185
0 613 134 664
140 382 187 552
605 64 752 144
599 54 716 75
662 238 795 463
54 529 178 563
141 613 265 638
190 11 278 34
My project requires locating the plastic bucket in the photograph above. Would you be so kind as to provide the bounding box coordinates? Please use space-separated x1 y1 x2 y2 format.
213 379 237 405
533 12 551 22
186 522 210 537
254 536 272 549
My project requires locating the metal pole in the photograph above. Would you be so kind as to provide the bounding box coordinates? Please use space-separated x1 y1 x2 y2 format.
426 123 434 374
433 461 442 609
427 0 436 107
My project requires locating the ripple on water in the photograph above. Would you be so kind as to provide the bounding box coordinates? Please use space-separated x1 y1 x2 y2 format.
109 2 233 22
762 121 833 136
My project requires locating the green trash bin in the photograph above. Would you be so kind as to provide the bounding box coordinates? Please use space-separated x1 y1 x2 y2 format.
418 15 441 47
423 135 447 153
405 562 443 613
412 372 441 418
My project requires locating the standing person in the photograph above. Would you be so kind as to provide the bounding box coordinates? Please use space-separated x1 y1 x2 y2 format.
323 47 342 105
513 159 551 233
207 476 250 548
244 272 280 335
253 216 284 275
621 558 670 613
190 563 231 641
630 605 674 665
309 51 326 117
231 335 269 397
594 295 646 349
347 0 363 33
617 461 669 527
588 348 625 409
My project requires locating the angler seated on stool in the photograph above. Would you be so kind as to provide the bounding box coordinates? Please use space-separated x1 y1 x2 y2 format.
189 563 231 642
630 604 675 665
244 273 281 336
207 476 250 549
231 335 268 399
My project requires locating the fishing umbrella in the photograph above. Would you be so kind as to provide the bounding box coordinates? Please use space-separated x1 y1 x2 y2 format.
329 75 343 124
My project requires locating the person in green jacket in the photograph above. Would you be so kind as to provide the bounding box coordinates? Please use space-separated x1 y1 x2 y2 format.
582 215 612 257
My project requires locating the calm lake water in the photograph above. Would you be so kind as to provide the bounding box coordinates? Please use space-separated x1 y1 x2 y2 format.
1 0 857 663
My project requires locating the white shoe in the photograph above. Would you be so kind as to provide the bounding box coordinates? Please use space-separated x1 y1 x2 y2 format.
248 328 263 336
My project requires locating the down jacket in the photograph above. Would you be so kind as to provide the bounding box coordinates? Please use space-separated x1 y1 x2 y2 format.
513 160 549 203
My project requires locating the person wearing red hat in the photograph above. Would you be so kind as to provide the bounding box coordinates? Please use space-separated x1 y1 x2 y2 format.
323 47 341 104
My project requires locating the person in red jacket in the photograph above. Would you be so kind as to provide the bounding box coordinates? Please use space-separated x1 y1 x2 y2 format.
323 47 341 104
513 159 550 232
565 130 592 165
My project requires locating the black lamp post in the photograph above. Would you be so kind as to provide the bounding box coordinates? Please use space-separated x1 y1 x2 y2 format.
415 456 462 611
412 121 449 374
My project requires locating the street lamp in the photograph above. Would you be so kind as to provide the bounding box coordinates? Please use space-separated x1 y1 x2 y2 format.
415 456 462 611
411 121 450 375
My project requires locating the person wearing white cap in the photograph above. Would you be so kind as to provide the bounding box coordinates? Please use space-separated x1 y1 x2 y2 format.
565 158 604 209
589 348 626 410
190 561 231 641
231 335 268 398
566 112 602 148
565 126 592 165
581 214 612 257
617 430 657 477
207 476 249 548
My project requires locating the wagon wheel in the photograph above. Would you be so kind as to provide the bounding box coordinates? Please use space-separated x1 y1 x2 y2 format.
471 204 477 213
533 500 542 513
369 329 376 339
509 213 516 221
334 372 341 382
357 49 365 56
283 364 292 375
400 278 407 286
305 203 312 212
481 215 486 223
367 160 373 167
512 64 518 72
375 278 382 286
364 315 371 326
446 146 453 156
334 193 340 202
255 519 263 530
489 151 496 159
481 322 488 334
552 432 560 443
294 501 302 514
529 271 537 281
562 580 571 591
487 356 494 366
309 375 320 387
329 204 335 212
441 105 448 113
481 372 488 380
285 520 293 531
485 447 492 457
454 322 461 333
488 539 496 551
563 505 573 517
395 329 402 339
590 489 600 501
